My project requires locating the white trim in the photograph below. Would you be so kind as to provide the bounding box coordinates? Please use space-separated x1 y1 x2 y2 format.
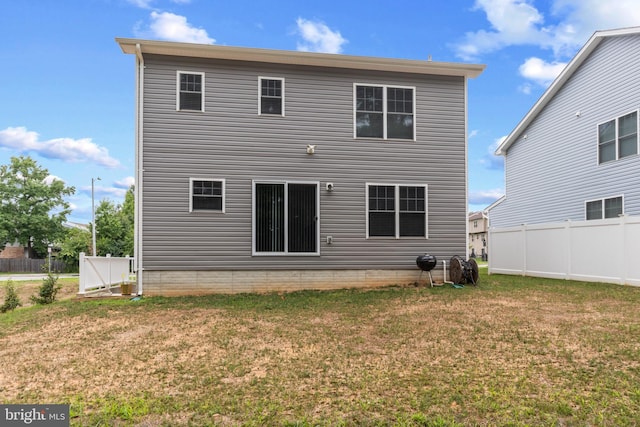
365 182 428 239
189 177 226 213
584 194 624 220
353 83 416 141
258 76 285 116
135 44 144 295
251 180 320 256
176 70 205 112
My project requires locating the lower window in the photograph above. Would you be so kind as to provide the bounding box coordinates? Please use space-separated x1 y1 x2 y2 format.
190 178 224 212
586 196 623 220
253 181 319 254
367 183 427 238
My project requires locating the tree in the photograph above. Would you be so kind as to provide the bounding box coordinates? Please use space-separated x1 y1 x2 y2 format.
94 186 134 257
59 227 91 270
0 156 75 257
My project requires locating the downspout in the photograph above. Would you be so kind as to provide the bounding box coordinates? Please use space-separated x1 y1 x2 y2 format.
135 43 144 295
464 76 469 260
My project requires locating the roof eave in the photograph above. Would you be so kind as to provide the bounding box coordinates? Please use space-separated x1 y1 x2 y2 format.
116 38 485 78
493 27 640 156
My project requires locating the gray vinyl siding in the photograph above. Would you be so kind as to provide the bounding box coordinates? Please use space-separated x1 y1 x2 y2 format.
141 54 467 270
491 35 640 228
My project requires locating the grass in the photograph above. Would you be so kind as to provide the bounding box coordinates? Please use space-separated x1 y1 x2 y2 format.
1 272 640 426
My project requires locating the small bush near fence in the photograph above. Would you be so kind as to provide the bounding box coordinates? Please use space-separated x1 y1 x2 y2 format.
30 273 62 305
0 259 66 273
0 280 22 313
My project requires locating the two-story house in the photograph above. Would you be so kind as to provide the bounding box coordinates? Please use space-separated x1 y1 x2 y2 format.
468 211 488 260
117 38 484 295
489 27 640 228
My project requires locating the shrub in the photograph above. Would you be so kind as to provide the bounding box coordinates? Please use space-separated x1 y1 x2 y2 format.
30 272 62 305
1 280 22 313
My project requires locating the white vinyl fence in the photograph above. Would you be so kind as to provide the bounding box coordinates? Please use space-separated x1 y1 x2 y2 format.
488 215 640 286
78 253 135 294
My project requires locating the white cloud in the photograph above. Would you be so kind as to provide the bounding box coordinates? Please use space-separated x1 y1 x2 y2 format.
518 82 533 94
81 184 128 199
469 129 480 139
114 176 135 189
480 135 506 169
455 0 640 60
469 188 505 205
490 135 507 153
127 0 154 8
552 0 640 45
295 18 347 54
128 0 191 9
0 127 120 168
145 11 215 44
519 57 567 86
44 175 64 185
455 0 551 60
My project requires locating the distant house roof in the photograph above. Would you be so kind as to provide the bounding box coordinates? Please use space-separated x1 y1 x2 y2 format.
468 211 487 221
116 38 485 79
64 221 89 232
495 26 640 156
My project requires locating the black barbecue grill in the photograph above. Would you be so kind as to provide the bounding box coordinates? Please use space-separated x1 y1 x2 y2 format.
416 254 437 287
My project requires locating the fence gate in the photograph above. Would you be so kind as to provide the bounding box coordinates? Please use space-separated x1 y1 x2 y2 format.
78 253 136 295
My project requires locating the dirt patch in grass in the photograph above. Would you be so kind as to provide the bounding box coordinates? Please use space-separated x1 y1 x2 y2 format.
1 274 640 425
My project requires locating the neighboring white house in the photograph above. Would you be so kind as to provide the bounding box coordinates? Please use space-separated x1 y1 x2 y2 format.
487 27 640 286
468 211 488 260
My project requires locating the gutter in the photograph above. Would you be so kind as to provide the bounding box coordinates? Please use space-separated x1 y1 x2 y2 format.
116 37 485 79
134 43 144 296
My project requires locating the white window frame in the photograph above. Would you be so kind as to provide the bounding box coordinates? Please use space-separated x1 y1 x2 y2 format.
258 77 285 116
251 180 320 256
597 109 639 164
353 83 416 141
177 71 205 112
584 194 624 220
365 182 428 239
189 178 225 213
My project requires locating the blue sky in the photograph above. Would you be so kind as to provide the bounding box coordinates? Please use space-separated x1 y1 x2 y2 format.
2 0 640 223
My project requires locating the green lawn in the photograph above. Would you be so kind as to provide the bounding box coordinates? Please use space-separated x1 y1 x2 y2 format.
1 272 639 426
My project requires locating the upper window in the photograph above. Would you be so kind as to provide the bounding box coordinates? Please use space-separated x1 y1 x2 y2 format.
177 72 204 111
355 85 415 140
367 184 427 238
598 111 638 164
259 77 284 116
586 195 623 220
190 178 224 212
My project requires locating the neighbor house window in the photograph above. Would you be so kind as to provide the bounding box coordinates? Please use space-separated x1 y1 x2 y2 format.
585 195 623 220
253 181 319 255
190 178 224 212
598 111 638 163
355 84 415 140
259 77 284 116
177 72 204 111
367 183 427 238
